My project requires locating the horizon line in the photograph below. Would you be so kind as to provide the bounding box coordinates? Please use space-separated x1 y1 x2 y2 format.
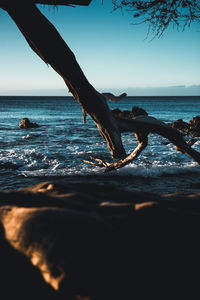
0 95 200 97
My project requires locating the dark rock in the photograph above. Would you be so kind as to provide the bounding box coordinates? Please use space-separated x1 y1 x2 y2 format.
188 115 200 137
189 115 200 127
169 116 200 137
112 106 148 119
111 108 122 115
19 118 39 129
132 106 148 117
169 119 190 132
0 181 200 299
0 223 58 299
112 108 133 118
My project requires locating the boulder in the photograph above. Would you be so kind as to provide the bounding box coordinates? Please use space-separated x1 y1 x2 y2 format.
169 116 200 137
112 106 148 119
19 118 39 129
188 115 200 137
0 181 200 299
169 118 190 133
132 106 148 117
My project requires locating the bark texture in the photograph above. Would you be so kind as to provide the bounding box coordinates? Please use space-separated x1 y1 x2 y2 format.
2 2 126 159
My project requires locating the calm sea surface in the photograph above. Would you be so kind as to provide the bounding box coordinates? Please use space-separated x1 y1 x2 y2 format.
0 96 200 194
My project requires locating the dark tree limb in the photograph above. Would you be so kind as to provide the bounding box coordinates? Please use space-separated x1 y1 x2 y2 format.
116 115 200 165
35 0 92 5
0 0 92 9
102 92 127 102
2 2 126 159
85 115 200 172
85 132 148 172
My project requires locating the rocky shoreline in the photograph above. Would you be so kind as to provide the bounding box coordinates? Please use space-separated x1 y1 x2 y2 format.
1 181 200 299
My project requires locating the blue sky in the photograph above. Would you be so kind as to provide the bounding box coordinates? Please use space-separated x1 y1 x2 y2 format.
0 0 200 96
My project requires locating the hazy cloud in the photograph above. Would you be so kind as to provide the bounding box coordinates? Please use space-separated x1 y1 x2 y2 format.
0 85 200 96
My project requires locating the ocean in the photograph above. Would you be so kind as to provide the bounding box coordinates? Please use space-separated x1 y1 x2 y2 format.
0 95 200 194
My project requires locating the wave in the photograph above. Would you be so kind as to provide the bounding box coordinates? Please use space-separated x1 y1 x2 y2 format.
116 161 200 178
0 145 199 181
20 160 200 179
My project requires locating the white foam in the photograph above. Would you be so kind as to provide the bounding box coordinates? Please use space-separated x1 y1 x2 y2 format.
22 134 31 139
116 161 200 178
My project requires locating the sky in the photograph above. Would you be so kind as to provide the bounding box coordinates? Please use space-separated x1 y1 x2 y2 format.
0 0 200 96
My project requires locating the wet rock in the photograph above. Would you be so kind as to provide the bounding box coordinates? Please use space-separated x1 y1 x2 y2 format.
188 116 200 137
112 108 133 118
169 116 200 137
131 106 148 117
19 118 39 129
169 119 190 133
112 106 148 119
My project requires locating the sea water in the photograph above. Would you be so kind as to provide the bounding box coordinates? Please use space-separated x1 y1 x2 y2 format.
0 96 200 193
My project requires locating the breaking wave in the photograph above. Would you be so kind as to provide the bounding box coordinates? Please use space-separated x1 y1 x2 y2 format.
1 147 198 181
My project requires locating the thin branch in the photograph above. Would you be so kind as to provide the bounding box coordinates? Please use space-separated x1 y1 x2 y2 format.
112 0 200 37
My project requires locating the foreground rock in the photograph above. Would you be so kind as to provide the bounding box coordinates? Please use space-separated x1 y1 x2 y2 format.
0 181 200 299
19 118 39 129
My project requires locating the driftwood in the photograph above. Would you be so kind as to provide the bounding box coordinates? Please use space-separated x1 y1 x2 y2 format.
85 113 200 172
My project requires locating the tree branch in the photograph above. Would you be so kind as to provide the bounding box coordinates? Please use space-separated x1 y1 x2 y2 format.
34 0 92 5
85 115 200 172
2 2 126 159
112 0 200 37
0 0 92 8
102 92 127 102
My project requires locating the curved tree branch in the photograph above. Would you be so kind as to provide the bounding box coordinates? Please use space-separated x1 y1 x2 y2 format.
85 115 200 172
2 2 126 159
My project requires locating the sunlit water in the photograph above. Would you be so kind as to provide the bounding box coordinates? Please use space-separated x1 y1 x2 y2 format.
0 96 200 194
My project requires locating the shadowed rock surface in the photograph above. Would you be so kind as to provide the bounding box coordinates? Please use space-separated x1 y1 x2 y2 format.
0 181 200 300
19 118 40 129
112 106 148 119
169 116 200 137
